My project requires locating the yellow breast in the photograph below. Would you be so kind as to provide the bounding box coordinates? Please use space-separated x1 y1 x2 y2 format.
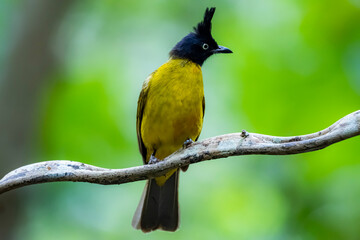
141 58 204 174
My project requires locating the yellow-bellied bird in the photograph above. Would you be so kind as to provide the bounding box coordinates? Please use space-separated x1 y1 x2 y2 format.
132 7 232 232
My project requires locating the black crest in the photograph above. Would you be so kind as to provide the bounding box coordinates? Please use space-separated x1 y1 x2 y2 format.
193 7 216 37
169 7 231 66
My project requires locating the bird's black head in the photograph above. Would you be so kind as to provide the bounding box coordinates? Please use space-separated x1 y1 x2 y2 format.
169 7 232 66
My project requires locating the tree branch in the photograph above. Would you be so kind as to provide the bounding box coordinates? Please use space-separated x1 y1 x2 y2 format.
1 110 359 195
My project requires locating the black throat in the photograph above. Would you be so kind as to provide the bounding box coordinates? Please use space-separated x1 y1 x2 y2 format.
169 33 215 66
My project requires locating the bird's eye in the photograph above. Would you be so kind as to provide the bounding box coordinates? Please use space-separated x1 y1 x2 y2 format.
202 43 209 50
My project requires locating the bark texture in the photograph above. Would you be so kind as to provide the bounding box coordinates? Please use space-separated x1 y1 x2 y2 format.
0 110 359 195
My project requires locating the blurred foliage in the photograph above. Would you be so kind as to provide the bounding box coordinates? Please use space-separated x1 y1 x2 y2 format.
1 0 360 239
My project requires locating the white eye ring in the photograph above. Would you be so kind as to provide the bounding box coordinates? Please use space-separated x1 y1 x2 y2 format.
202 43 209 50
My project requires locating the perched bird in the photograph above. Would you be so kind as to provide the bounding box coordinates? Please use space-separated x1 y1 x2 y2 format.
132 7 232 232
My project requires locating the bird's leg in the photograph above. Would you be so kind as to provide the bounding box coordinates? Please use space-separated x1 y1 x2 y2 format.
148 152 160 164
181 138 193 171
183 138 194 148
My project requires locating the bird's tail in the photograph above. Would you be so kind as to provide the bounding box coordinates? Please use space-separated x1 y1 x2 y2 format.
132 170 179 232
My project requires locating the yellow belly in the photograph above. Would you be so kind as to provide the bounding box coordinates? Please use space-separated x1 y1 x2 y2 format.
141 59 204 185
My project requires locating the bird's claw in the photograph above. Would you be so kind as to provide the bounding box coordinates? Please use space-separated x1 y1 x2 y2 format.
183 138 194 148
148 154 160 164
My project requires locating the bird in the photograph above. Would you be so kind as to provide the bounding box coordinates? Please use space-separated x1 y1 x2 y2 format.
132 7 232 232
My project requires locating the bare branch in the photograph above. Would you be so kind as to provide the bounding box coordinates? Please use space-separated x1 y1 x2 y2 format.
1 110 359 195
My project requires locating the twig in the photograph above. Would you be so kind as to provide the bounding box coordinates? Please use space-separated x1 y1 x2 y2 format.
0 110 359 195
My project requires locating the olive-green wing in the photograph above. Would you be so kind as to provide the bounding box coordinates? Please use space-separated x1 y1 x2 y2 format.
136 73 153 164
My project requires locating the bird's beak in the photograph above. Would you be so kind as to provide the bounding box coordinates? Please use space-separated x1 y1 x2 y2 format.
212 46 233 54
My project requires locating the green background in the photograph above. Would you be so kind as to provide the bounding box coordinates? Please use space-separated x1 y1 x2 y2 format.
1 0 360 239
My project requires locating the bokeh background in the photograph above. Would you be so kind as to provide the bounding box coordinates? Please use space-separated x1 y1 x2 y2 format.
1 0 360 239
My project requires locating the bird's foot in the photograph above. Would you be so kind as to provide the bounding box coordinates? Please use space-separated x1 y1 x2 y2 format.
148 154 160 164
183 138 194 148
